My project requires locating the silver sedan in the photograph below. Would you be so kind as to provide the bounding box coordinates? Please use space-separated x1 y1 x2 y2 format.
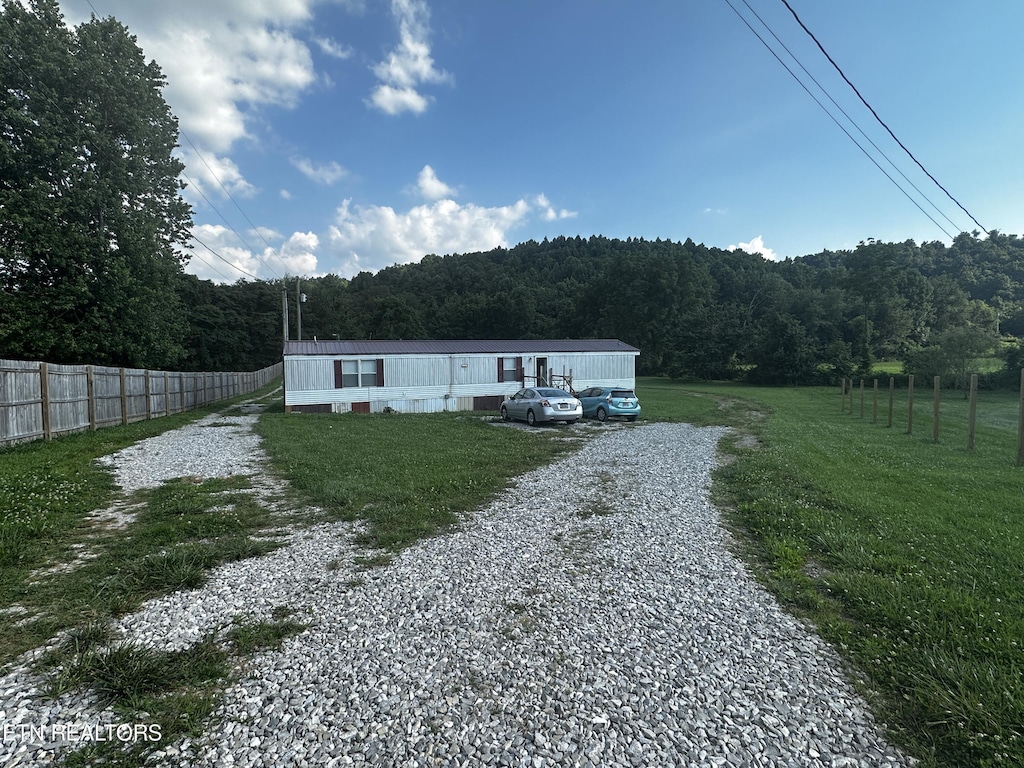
500 388 582 426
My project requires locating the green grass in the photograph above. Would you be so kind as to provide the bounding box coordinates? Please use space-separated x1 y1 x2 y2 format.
47 615 305 767
0 381 283 668
636 377 1024 767
255 407 577 549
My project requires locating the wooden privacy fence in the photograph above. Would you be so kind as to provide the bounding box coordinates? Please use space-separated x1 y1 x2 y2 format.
839 371 1024 465
0 359 282 447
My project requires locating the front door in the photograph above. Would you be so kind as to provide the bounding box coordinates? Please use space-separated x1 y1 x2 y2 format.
536 357 548 387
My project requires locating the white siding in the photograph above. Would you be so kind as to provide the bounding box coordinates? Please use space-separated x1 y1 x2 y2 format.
285 350 638 412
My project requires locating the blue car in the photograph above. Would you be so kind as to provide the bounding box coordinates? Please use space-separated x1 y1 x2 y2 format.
576 386 641 422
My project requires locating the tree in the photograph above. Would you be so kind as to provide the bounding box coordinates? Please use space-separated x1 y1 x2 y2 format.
904 326 996 395
747 312 820 386
0 1 192 367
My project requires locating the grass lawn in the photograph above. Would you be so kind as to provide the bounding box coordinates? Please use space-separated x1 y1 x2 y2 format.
255 403 579 550
638 376 1024 768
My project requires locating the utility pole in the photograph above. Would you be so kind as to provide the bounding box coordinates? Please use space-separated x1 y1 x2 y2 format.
282 285 289 343
296 277 306 340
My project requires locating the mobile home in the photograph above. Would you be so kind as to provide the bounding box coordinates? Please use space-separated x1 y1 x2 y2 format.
283 339 639 414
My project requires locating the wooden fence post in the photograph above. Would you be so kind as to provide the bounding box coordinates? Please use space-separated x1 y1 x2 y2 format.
968 374 978 453
933 375 941 443
1017 369 1024 466
907 374 915 435
840 377 847 413
164 371 170 416
86 365 96 431
145 371 152 419
872 378 878 423
888 377 894 428
39 362 51 440
859 379 865 419
119 368 128 425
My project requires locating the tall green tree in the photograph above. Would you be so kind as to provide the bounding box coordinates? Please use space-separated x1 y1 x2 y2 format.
0 0 192 367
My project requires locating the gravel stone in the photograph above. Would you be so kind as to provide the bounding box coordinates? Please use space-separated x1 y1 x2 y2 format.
0 407 917 767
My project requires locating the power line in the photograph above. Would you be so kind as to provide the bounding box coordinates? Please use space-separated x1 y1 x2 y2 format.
722 0 956 239
180 131 293 276
180 170 281 279
183 248 232 281
778 0 986 233
78 0 294 279
192 234 261 280
738 0 960 234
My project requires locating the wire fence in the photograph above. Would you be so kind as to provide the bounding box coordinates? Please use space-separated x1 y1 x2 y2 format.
840 372 1024 464
0 358 282 447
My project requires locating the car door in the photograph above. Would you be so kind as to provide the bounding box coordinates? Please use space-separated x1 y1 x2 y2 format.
578 387 601 417
508 389 531 420
576 388 594 416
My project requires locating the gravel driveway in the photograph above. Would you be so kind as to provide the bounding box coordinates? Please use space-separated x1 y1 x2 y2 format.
0 407 915 768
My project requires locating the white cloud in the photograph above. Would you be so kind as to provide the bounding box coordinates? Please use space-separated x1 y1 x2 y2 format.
187 224 265 283
417 165 456 200
179 148 257 201
314 36 353 59
186 224 319 283
280 189 293 200
368 0 452 115
276 230 320 275
328 197 530 275
291 156 348 185
536 194 577 222
728 235 779 261
58 0 325 191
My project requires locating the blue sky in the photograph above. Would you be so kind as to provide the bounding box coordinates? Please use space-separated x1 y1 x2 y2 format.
56 0 1024 283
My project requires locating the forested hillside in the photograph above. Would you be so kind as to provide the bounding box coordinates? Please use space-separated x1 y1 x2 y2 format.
173 231 1024 386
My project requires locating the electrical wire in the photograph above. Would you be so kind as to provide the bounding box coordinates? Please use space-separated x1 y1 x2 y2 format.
183 248 232 281
191 234 261 280
179 131 292 276
180 170 281 279
722 0 956 240
76 0 294 279
738 0 961 234
778 0 986 233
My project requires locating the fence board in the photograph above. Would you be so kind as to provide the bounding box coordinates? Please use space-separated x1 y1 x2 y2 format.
47 363 91 437
0 360 44 442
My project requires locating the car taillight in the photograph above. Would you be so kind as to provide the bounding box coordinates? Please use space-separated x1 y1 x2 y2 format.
540 399 550 407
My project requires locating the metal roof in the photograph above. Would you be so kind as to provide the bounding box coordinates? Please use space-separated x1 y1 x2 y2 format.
283 339 639 356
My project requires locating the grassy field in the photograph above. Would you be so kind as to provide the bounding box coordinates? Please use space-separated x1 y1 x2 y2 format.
639 376 1024 768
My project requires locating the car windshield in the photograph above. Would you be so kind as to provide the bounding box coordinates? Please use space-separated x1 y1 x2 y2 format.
536 388 570 397
611 390 635 398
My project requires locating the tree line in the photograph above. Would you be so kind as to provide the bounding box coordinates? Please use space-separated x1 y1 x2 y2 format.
3 1 1022 387
259 232 1024 387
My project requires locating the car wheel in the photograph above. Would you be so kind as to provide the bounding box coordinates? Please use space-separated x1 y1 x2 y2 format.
627 416 637 422
526 409 537 427
500 406 510 422
596 407 608 422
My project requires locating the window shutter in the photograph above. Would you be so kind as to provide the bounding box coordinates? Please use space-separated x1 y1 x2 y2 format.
334 360 344 388
497 357 504 383
515 356 523 382
376 358 385 387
